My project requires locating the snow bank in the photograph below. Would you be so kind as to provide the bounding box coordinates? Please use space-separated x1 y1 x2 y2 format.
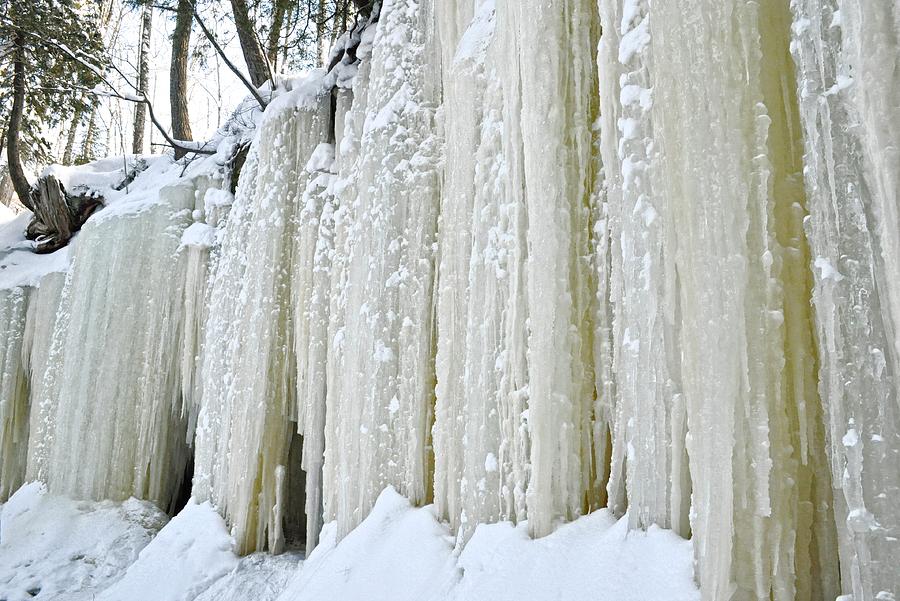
280 487 699 601
0 482 167 600
0 213 70 290
96 501 238 601
0 486 304 601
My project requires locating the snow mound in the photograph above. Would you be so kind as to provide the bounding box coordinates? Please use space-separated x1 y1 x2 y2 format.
0 482 168 601
453 506 699 601
279 487 699 601
193 551 301 601
96 501 238 601
0 212 70 290
282 488 456 601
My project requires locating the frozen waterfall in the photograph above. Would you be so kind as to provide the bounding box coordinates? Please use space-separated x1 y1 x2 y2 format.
0 0 897 599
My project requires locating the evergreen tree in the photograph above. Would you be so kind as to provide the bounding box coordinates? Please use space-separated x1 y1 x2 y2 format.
0 0 108 207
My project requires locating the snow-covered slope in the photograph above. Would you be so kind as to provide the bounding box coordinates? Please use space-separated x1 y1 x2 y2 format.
0 483 167 600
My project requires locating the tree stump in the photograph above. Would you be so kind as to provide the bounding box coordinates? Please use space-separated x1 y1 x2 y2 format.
25 175 103 254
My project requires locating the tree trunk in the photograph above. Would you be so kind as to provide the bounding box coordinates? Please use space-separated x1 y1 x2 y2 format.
6 31 34 211
62 108 84 165
266 0 290 70
79 109 98 164
170 0 194 160
353 0 371 17
133 0 152 155
316 0 327 67
230 0 269 87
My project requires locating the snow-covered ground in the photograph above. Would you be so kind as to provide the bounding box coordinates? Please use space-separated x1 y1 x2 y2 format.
0 484 698 601
0 482 167 600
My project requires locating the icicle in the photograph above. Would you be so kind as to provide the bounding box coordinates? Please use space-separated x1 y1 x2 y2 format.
20 272 66 487
323 0 442 540
180 179 224 434
791 0 900 598
0 287 29 500
597 0 841 599
501 0 599 538
292 138 338 553
0 273 65 500
194 93 332 554
596 0 687 531
25 184 195 512
432 0 601 541
432 0 499 537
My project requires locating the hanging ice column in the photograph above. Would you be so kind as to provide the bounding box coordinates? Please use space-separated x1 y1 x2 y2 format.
598 0 840 600
0 287 30 500
25 184 199 513
791 2 900 599
194 89 332 555
0 273 66 501
596 0 688 532
322 0 442 540
433 0 601 541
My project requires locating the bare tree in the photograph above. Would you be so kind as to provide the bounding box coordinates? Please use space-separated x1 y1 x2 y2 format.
170 0 194 159
229 0 269 87
133 0 153 154
62 108 84 165
266 0 291 70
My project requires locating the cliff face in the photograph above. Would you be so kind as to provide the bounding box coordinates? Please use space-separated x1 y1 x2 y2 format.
0 1 897 600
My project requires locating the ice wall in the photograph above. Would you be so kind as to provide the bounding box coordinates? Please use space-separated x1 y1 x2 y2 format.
1 0 897 599
0 287 29 500
321 0 442 541
188 4 898 599
193 91 332 555
0 273 67 501
791 1 900 599
25 185 199 512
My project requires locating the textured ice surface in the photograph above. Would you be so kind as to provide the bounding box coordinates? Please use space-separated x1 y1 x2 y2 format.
0 0 896 599
791 1 900 598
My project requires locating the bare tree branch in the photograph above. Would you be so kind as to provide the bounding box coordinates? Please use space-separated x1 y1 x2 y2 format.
189 2 268 110
0 17 216 157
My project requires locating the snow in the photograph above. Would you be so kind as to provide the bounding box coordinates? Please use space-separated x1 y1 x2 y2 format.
0 485 696 601
0 486 297 601
279 487 699 601
0 213 70 291
181 222 217 249
0 482 167 600
95 501 238 601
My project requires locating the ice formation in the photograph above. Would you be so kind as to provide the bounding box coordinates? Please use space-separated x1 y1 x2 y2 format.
0 0 898 599
193 85 333 554
791 1 900 598
0 287 29 500
24 181 210 512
